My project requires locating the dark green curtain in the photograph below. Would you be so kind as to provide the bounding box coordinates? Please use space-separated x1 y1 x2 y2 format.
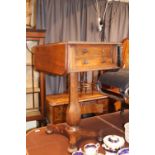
36 0 129 94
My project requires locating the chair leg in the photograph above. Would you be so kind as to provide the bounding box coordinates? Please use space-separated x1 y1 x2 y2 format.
120 101 126 115
119 102 127 130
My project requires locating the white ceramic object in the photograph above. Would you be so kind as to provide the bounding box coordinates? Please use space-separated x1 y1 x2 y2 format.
84 143 100 155
102 135 125 155
124 122 129 143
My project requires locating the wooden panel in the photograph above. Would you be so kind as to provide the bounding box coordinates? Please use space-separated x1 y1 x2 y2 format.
46 91 109 124
46 91 108 106
122 38 129 69
69 44 119 72
33 44 67 75
26 29 46 38
81 99 108 115
46 98 108 124
53 105 67 124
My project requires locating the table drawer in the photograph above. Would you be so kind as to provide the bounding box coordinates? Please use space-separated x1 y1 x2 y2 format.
69 44 120 72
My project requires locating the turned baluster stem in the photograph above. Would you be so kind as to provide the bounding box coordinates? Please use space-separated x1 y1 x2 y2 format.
66 72 81 127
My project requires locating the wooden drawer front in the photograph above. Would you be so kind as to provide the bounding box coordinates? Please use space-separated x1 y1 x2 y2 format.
69 44 119 72
53 106 67 124
46 98 108 124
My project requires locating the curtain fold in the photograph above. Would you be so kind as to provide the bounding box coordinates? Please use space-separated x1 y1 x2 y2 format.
104 1 129 42
36 0 46 29
36 0 129 95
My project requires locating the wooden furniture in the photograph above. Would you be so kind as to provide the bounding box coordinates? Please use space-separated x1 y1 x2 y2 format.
122 38 129 69
33 42 122 152
26 110 129 155
34 42 121 74
46 91 109 124
26 29 46 122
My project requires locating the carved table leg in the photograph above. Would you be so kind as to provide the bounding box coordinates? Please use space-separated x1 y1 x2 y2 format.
66 72 81 152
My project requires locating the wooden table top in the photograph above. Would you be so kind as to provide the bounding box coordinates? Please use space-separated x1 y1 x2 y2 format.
26 110 129 155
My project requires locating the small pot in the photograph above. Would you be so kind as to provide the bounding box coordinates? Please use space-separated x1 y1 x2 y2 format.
102 135 125 155
83 143 100 155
